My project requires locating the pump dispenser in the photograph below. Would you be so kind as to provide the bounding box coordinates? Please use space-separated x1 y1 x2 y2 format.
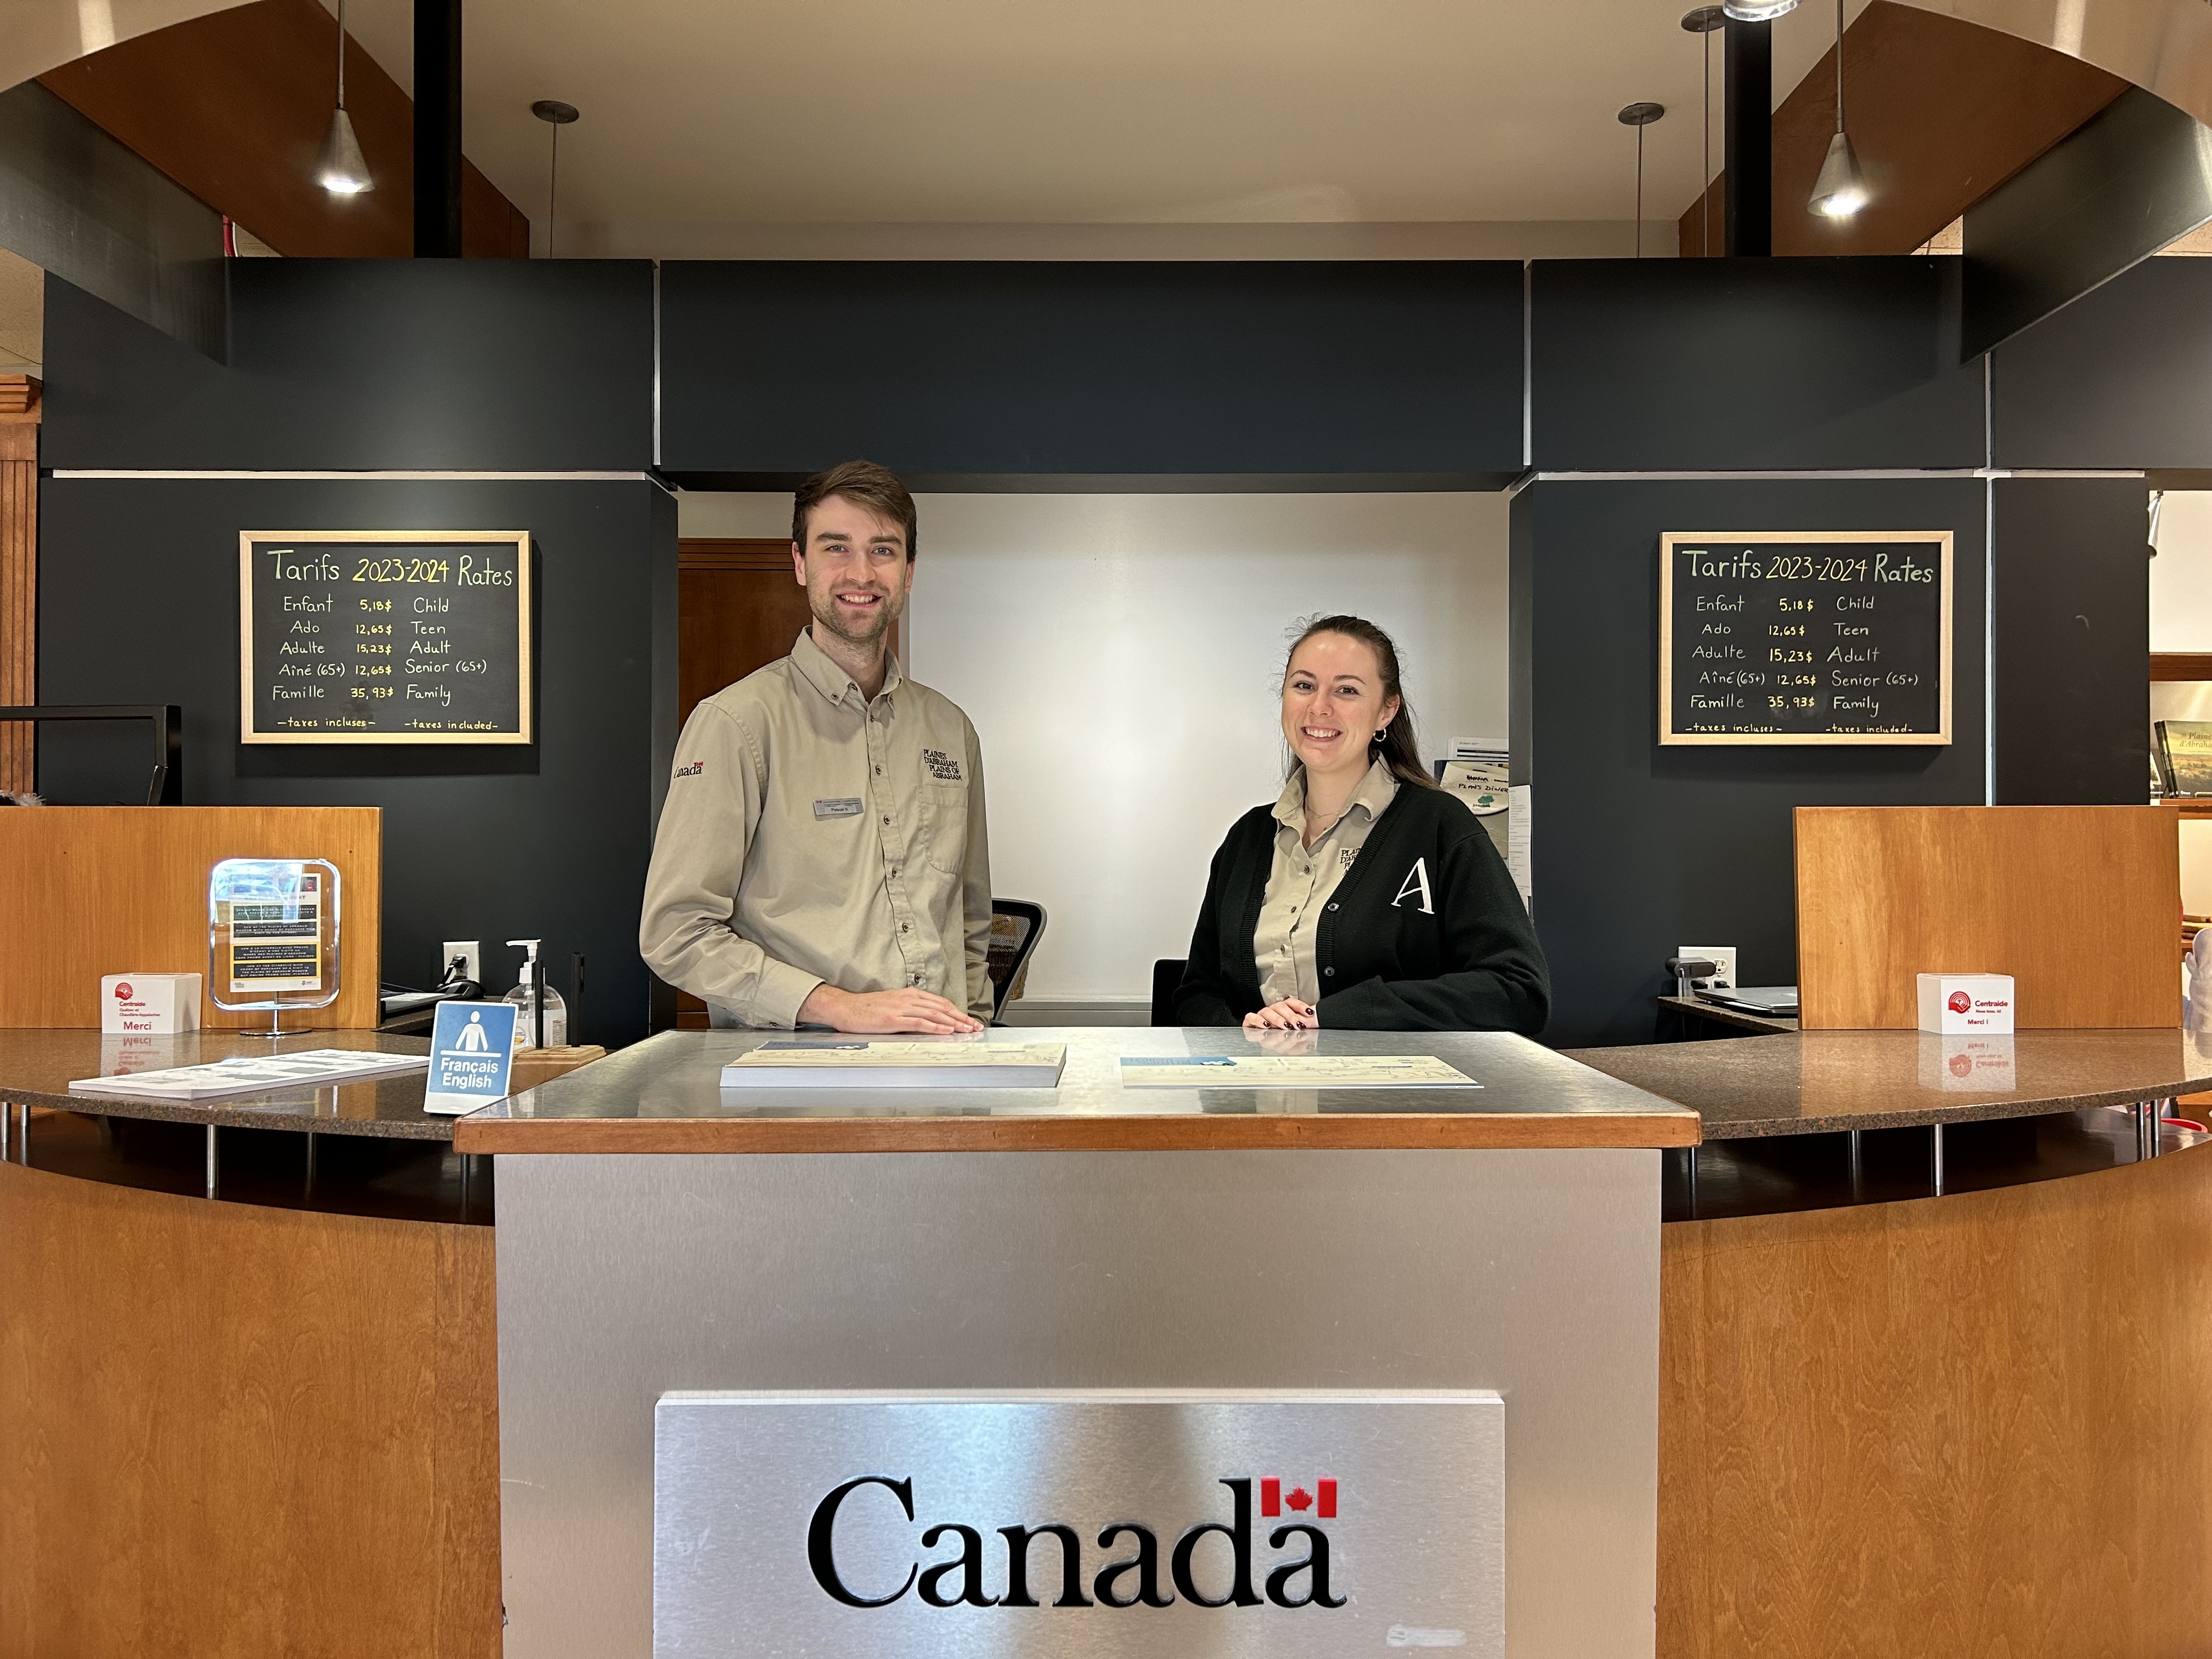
504 939 568 1051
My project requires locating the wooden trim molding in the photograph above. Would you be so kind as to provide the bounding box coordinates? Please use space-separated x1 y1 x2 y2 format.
0 376 39 797
452 1109 1703 1155
2152 652 2212 681
679 537 795 572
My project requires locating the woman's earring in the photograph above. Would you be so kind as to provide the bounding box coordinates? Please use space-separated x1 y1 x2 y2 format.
1374 729 1387 742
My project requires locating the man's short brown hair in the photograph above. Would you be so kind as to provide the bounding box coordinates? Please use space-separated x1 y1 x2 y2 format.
792 460 918 561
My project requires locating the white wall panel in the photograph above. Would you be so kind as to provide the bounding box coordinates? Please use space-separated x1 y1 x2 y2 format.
902 493 1508 1002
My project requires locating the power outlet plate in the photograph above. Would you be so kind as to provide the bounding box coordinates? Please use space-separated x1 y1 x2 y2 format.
1678 944 1738 988
441 940 484 985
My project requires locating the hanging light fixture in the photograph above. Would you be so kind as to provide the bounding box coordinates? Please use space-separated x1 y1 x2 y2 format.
532 100 580 258
1680 8 1725 258
1618 102 1666 258
1807 0 1869 217
314 0 373 194
1720 0 1798 19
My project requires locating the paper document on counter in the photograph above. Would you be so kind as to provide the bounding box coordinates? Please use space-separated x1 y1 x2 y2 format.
721 1041 1067 1088
1118 1055 1482 1089
70 1048 429 1102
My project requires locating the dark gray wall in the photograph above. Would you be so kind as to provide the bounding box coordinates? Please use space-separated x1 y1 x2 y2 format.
1991 477 2152 804
42 259 655 471
38 268 672 1043
659 261 1527 489
1532 258 1983 471
1511 478 1990 1049
1992 256 2212 471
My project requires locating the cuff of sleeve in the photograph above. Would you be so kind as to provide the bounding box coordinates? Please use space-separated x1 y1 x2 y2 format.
757 961 827 1030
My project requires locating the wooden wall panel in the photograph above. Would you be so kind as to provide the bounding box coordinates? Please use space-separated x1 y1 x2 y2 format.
1658 1144 2212 1657
0 376 34 797
0 805 381 1029
1795 804 2177 1027
38 0 529 259
0 1160 499 1658
1677 2 2126 256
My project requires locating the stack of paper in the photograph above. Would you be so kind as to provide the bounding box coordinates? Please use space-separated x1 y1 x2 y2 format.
720 1041 1067 1089
69 1048 430 1102
1118 1055 1482 1089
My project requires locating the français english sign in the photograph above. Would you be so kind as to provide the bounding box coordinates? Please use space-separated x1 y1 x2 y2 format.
653 1391 1504 1658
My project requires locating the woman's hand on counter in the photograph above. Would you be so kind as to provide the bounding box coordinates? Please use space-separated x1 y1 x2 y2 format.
797 984 984 1034
1242 998 1319 1032
1244 1025 1320 1056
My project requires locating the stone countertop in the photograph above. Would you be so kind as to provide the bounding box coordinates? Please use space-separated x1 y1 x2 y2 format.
0 1029 447 1140
454 1027 1699 1154
1561 1028 2212 1139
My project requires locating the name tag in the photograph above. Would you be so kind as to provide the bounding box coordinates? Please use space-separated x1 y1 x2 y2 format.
812 797 864 820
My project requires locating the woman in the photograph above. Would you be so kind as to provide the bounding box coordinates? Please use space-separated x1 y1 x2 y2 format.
1175 616 1549 1034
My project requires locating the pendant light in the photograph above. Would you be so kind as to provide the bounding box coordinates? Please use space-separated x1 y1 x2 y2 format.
1618 103 1666 257
1680 7 1725 257
1720 0 1798 19
314 0 374 195
532 100 580 258
1807 0 1869 217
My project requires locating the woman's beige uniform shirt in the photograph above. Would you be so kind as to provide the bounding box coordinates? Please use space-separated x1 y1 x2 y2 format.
639 629 994 1027
1253 758 1400 1007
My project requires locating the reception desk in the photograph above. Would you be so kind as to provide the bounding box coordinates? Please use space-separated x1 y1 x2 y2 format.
455 1027 1696 1659
7 1024 2211 1658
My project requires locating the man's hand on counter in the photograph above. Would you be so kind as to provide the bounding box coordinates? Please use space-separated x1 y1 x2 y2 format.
797 984 985 1034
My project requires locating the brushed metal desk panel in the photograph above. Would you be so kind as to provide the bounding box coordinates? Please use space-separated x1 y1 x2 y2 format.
495 1148 1660 1658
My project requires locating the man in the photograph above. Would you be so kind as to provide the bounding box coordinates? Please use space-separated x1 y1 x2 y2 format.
640 461 992 1032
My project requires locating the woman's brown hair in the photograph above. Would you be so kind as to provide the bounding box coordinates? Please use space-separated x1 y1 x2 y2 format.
1284 614 1438 792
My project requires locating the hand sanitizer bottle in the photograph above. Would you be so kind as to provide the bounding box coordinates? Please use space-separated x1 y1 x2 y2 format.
503 939 568 1051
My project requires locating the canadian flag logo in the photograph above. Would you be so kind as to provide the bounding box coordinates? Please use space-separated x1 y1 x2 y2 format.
1259 1476 1338 1519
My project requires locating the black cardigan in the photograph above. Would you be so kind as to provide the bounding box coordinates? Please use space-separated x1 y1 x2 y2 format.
1174 784 1550 1034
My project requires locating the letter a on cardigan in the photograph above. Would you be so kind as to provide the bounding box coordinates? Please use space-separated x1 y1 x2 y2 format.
1392 857 1435 914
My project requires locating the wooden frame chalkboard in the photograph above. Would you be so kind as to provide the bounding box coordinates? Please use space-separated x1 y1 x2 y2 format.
239 530 533 745
1658 530 1952 746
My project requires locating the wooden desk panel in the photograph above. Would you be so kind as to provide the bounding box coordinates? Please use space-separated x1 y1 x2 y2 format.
1795 805 2177 1028
0 806 379 1029
0 1159 498 1658
1658 1142 2212 1657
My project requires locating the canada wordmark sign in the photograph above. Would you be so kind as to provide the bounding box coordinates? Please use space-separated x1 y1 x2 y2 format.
653 1391 1504 1658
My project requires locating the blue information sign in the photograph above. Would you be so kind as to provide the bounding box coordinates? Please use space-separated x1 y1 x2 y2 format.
423 1000 518 1115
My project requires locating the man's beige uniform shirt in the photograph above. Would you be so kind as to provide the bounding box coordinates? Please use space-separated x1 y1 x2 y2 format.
1254 758 1400 1007
639 629 993 1027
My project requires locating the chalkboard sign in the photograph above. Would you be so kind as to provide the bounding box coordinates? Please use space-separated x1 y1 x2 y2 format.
239 531 532 745
1658 531 1952 746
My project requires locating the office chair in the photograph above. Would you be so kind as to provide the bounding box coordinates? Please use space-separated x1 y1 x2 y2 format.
986 899 1047 1023
1151 958 1187 1026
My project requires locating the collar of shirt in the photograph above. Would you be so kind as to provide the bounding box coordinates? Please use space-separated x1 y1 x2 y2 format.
788 625 906 711
1271 757 1400 836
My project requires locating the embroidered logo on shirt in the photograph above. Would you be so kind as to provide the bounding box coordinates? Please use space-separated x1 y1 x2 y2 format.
813 797 865 819
673 760 704 778
922 747 964 784
1392 856 1436 915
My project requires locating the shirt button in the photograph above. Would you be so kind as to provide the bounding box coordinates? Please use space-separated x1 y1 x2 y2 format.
1327 902 1339 912
874 766 882 775
901 923 910 933
883 816 892 825
1325 967 1336 977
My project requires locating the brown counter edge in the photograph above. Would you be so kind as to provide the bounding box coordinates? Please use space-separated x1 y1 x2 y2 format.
451 1109 1702 1155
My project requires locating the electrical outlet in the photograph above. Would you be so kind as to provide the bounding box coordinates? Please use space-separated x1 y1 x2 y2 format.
441 940 484 985
1678 944 1739 988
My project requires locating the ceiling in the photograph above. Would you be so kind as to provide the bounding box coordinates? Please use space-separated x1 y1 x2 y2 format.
311 0 1872 255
